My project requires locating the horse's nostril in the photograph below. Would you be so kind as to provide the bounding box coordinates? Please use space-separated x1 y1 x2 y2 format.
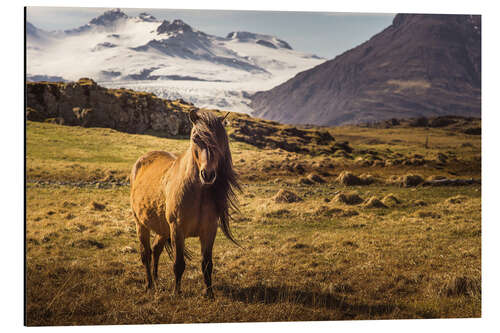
208 171 215 181
201 170 215 183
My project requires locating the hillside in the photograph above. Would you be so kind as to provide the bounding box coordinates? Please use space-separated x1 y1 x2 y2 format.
250 14 481 126
26 78 194 136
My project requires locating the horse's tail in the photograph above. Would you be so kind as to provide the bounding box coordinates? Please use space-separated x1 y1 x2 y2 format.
164 239 193 261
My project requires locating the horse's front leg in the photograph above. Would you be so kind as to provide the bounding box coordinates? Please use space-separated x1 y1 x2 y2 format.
170 225 185 296
136 222 153 291
152 234 168 283
200 224 217 299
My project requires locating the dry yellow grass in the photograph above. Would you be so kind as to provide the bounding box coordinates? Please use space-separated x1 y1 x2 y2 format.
25 120 481 325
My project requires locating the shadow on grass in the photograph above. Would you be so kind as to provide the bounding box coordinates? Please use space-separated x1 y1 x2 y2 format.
215 282 397 319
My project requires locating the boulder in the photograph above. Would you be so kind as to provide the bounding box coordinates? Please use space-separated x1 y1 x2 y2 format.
273 189 303 203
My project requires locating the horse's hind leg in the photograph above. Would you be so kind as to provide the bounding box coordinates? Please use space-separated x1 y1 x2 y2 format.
170 227 185 295
199 226 216 299
136 223 153 290
152 234 168 282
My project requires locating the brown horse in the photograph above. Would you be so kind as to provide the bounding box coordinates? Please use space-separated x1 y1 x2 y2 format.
130 109 240 298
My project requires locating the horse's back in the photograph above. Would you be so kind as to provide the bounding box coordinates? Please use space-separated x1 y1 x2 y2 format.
130 151 177 235
131 151 176 186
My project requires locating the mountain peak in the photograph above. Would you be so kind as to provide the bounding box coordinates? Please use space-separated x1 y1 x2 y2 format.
26 21 39 36
226 31 292 50
156 19 193 34
137 12 158 22
89 8 128 26
250 14 481 126
226 31 258 40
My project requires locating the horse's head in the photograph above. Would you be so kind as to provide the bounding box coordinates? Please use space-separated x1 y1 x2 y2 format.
189 110 230 186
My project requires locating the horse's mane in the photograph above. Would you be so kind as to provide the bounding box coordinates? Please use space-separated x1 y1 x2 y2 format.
192 111 241 246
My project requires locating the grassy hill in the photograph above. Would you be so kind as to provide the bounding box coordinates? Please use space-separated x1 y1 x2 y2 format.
26 118 481 325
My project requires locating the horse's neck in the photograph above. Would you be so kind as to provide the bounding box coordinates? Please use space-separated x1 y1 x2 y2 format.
178 148 198 186
167 147 201 204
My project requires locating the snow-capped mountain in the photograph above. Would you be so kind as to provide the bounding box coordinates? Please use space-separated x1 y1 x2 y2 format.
26 8 324 113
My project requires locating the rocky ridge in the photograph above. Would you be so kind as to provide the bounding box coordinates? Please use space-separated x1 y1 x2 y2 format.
26 78 194 136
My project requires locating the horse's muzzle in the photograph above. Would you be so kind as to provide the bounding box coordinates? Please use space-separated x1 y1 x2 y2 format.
200 169 216 185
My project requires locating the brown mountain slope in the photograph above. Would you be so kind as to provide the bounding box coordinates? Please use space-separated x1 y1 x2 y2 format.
250 14 481 126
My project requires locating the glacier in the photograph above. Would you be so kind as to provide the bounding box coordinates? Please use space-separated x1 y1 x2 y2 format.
26 8 325 114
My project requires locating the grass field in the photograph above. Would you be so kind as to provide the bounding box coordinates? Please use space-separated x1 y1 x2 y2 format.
25 119 481 325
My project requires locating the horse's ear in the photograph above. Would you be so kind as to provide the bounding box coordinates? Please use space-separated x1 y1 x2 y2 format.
220 112 230 123
189 110 199 124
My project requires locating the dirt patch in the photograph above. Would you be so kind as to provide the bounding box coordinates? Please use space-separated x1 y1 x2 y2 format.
72 238 105 249
90 201 106 211
415 211 441 219
315 206 359 217
273 189 303 203
265 209 292 218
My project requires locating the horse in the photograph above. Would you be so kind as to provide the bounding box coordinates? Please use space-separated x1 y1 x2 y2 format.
129 109 240 298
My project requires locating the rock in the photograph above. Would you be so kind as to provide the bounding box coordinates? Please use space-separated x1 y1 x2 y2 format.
343 209 359 217
436 153 448 163
307 173 326 184
427 175 447 181
336 171 363 186
359 174 376 185
334 192 364 205
412 200 428 207
364 197 387 208
26 80 192 136
464 127 481 135
72 238 105 249
336 171 373 186
355 157 372 167
445 195 468 204
429 116 457 127
273 189 303 203
401 174 424 187
409 117 429 127
382 194 401 206
121 246 137 253
415 211 441 218
299 177 314 185
372 160 385 167
90 201 106 210
332 141 353 153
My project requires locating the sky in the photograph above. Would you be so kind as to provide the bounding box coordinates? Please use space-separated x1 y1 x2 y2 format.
26 6 395 59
